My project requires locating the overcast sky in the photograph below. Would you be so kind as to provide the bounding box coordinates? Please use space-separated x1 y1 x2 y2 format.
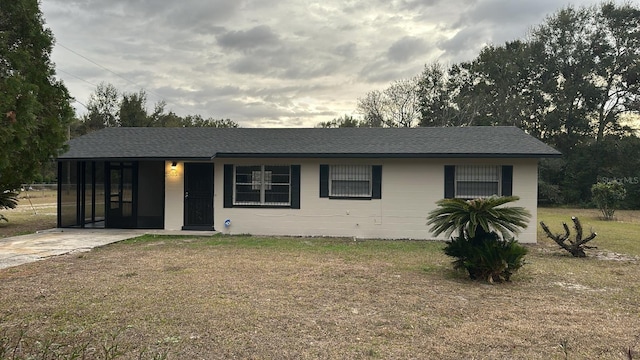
41 0 635 128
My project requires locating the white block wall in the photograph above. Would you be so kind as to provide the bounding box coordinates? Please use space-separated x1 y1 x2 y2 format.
164 158 539 243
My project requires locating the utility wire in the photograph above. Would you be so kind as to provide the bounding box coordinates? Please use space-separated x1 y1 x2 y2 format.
57 68 98 88
56 42 191 114
57 43 144 91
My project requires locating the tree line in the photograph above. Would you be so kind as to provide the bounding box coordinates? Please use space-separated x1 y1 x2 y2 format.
71 82 238 137
2 0 639 211
320 2 640 208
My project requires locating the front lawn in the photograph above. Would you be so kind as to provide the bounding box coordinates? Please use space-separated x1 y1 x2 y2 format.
1 209 640 359
0 190 57 238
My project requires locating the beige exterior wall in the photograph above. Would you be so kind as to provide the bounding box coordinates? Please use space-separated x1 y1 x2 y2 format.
164 161 184 230
164 158 540 243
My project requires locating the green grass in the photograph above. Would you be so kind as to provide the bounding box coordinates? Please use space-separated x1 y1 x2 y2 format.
538 207 640 256
126 233 444 252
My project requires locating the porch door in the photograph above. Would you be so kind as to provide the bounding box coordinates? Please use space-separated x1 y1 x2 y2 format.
183 163 214 230
106 162 136 228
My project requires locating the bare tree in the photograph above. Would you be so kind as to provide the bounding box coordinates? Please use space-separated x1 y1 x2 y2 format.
384 77 420 127
356 90 386 127
356 77 421 128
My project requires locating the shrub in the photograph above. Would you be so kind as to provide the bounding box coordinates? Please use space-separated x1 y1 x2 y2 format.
591 181 626 220
444 231 528 283
427 196 531 283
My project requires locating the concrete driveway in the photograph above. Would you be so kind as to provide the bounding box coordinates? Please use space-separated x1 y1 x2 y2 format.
0 229 144 270
0 228 216 270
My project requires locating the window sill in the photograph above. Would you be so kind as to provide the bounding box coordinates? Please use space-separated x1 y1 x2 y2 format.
231 204 293 209
327 196 374 200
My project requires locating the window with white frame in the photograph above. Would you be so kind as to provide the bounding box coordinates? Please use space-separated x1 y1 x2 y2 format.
329 165 372 198
455 165 501 198
234 165 291 205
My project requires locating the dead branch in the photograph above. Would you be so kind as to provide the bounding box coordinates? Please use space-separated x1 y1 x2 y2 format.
540 217 597 257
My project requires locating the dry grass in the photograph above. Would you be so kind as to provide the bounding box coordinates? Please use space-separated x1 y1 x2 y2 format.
1 215 640 360
0 206 639 358
0 190 57 238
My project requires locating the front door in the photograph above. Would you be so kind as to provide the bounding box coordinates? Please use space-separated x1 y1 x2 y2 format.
183 163 214 230
106 162 136 228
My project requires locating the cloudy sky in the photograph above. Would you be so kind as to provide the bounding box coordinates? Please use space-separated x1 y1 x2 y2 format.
41 0 634 128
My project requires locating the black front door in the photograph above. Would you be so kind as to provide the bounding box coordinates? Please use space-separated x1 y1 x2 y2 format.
106 162 136 228
183 163 214 230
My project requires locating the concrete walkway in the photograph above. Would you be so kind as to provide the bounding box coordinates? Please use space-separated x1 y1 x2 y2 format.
0 228 216 270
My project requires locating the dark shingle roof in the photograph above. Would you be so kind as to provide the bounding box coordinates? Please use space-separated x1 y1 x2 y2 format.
58 126 561 160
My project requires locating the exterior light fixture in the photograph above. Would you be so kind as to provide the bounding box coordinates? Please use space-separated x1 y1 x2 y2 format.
169 161 178 177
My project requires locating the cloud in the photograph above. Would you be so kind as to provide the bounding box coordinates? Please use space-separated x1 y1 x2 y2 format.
387 36 428 63
335 42 357 58
216 25 281 50
437 26 491 58
40 0 618 127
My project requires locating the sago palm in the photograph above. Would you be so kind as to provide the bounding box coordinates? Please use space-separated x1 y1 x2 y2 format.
427 196 531 240
0 191 18 210
0 191 18 223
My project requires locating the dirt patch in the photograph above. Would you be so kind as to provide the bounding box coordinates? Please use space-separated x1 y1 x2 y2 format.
594 251 638 262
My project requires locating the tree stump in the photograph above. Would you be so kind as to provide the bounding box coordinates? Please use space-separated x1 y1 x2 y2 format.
540 217 597 257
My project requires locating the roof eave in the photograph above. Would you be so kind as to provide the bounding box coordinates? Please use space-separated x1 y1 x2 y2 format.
57 156 215 162
214 152 562 159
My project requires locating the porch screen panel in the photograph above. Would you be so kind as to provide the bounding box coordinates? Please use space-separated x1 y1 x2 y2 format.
121 163 133 217
84 162 93 223
59 161 79 227
94 162 105 221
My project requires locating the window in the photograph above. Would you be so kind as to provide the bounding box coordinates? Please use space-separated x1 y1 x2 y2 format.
445 165 513 199
330 165 372 197
320 164 382 199
455 165 500 198
235 165 290 205
224 164 301 208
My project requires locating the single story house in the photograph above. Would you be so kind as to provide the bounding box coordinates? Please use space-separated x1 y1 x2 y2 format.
57 126 561 243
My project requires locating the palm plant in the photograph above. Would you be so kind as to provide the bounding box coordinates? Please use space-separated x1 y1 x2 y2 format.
427 196 531 240
0 191 18 223
0 191 18 210
427 196 532 283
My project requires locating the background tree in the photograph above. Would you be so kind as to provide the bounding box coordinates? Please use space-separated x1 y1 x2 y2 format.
412 2 640 208
417 62 459 127
181 115 239 128
356 90 386 127
383 77 421 127
356 77 421 128
73 83 240 135
317 114 363 128
119 90 150 127
80 82 119 133
149 100 183 127
0 0 73 193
